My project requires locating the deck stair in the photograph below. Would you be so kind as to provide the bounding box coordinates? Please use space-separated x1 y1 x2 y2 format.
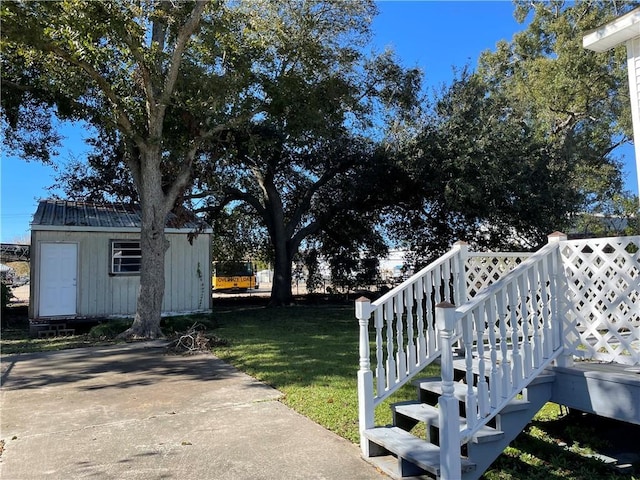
356 234 639 480
363 365 555 480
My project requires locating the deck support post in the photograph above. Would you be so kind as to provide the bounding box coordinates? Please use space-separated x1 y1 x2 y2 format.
547 232 574 368
436 302 461 480
356 296 374 456
452 240 469 306
452 241 469 354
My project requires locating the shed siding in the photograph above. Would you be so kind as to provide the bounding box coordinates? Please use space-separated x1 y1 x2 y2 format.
31 229 211 319
163 234 210 313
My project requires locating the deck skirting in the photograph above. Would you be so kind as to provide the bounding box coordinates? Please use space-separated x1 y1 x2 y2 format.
550 363 640 425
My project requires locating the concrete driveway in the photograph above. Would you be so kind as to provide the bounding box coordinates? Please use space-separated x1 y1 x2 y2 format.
0 342 385 480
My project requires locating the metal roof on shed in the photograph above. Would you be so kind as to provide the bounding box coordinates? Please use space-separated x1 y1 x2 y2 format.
31 200 209 232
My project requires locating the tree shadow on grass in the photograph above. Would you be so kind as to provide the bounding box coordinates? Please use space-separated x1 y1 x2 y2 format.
485 415 640 479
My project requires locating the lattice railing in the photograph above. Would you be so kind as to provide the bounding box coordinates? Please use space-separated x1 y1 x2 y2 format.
356 233 639 472
465 252 533 297
560 235 640 365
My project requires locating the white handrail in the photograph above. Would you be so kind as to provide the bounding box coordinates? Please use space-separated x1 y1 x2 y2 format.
451 242 564 443
356 242 534 455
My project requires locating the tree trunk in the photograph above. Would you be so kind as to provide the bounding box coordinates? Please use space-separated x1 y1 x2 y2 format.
119 151 168 339
128 205 167 338
270 240 293 306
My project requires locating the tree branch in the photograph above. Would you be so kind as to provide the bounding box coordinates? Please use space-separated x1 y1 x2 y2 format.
286 162 345 238
163 142 199 211
121 28 157 119
157 1 207 116
46 44 141 144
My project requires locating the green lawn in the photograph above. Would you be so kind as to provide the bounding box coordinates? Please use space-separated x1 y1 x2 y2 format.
210 303 425 442
209 303 638 480
2 301 638 479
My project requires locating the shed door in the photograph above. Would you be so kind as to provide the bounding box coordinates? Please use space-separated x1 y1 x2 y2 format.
39 243 77 316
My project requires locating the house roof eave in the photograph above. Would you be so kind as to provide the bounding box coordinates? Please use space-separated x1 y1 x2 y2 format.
583 8 640 52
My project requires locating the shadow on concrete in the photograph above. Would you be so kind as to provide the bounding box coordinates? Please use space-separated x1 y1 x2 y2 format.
0 342 265 393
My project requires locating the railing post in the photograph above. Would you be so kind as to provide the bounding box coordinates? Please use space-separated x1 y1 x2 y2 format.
453 240 469 306
356 296 374 456
436 302 461 480
452 241 469 354
547 232 573 367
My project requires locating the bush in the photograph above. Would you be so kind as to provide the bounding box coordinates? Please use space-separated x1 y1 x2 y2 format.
88 319 132 338
1 282 12 311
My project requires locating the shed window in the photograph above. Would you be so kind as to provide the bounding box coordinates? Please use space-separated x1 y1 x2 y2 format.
111 240 141 274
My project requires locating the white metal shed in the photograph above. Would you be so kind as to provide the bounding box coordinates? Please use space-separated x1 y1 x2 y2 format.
29 200 212 320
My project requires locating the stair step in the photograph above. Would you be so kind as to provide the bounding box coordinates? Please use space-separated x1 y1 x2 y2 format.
392 401 504 444
363 426 476 477
417 379 531 414
452 358 556 385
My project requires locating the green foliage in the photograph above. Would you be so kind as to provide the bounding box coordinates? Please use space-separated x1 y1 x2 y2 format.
88 319 132 339
210 206 270 265
572 192 640 237
3 0 419 307
1 282 12 318
185 2 420 305
394 69 577 261
326 251 381 294
302 248 324 294
0 282 13 329
0 0 254 335
393 2 637 264
479 1 635 209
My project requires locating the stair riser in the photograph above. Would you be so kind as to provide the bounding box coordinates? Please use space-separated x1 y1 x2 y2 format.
367 377 554 479
462 383 554 480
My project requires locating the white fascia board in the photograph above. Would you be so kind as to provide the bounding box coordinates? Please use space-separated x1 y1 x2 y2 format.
30 225 213 234
583 8 640 52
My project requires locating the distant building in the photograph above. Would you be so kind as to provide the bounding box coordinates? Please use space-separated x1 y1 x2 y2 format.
379 249 409 281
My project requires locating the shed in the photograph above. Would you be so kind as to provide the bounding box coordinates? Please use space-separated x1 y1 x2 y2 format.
29 200 212 321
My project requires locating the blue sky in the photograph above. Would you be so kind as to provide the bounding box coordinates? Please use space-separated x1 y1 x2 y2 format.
1 1 637 242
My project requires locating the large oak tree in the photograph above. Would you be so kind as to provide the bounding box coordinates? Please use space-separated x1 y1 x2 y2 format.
185 2 420 305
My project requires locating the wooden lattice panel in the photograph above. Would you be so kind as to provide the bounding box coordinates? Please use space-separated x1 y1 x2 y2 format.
561 236 640 365
465 254 532 298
